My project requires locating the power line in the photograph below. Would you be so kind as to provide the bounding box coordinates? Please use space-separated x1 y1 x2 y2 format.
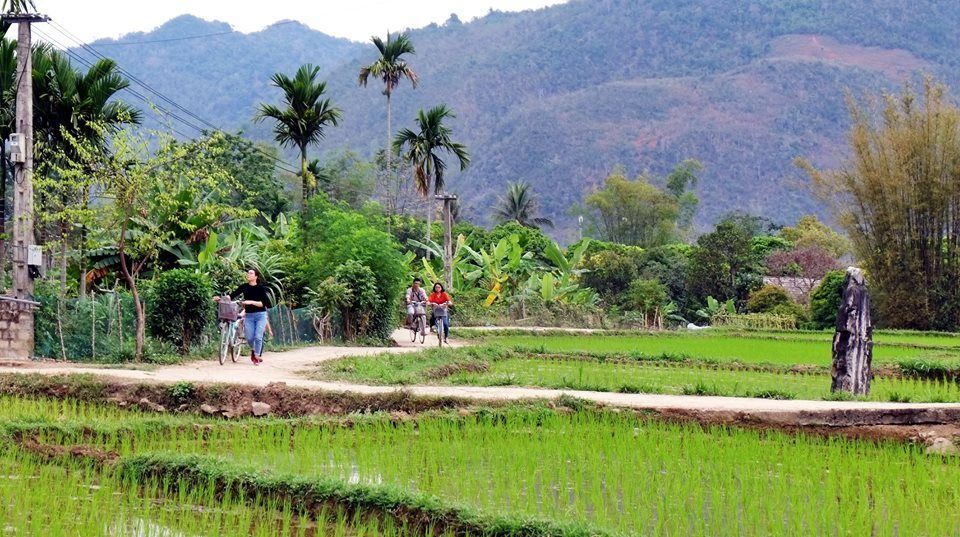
35 23 304 177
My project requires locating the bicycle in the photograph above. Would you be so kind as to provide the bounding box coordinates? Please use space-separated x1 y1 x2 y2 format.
217 299 246 365
408 300 427 344
432 303 449 348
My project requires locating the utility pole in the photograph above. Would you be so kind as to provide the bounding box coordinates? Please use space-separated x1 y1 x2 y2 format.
436 194 457 291
2 9 48 359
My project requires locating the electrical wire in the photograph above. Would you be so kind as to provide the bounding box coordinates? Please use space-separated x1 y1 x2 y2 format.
40 21 304 176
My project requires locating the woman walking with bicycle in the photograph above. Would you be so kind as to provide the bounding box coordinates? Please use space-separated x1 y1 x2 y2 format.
428 282 452 345
222 268 271 365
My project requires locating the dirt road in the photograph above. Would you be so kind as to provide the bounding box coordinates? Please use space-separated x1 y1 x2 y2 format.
2 330 960 419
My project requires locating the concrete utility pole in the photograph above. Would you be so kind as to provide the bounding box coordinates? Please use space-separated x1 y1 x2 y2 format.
0 10 48 359
436 194 457 291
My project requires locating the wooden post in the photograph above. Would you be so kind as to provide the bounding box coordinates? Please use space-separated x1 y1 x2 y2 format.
831 267 872 395
436 194 456 291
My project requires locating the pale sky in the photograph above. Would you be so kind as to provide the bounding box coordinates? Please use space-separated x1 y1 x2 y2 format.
33 1 569 43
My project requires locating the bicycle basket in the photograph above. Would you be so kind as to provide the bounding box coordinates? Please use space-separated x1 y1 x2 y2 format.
218 299 239 321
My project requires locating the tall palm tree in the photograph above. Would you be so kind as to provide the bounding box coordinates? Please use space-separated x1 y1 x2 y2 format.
255 64 341 211
494 182 554 229
358 32 418 184
393 104 469 243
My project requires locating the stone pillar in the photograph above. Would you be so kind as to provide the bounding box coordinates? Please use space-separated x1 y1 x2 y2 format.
831 267 872 395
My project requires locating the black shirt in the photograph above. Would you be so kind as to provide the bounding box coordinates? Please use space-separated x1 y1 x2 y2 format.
231 283 272 313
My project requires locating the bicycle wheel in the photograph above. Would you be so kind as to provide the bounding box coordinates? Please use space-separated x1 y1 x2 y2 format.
436 318 444 347
409 318 417 342
231 321 245 363
218 322 229 365
418 317 426 344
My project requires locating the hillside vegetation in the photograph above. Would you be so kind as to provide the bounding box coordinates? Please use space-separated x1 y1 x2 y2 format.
74 0 960 237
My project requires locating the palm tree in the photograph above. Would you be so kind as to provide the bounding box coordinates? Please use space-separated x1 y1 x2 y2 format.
494 182 554 229
358 32 418 184
255 64 341 211
393 104 469 243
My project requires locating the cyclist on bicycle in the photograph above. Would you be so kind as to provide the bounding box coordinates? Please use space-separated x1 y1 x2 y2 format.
405 277 428 334
216 268 271 365
428 282 452 344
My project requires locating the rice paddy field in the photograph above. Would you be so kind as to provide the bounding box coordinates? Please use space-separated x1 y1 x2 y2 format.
2 394 959 536
314 328 960 402
464 330 960 366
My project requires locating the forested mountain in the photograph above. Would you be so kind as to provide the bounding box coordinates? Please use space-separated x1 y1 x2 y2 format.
71 1 960 239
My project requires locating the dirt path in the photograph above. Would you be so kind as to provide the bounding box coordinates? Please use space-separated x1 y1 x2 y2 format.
2 330 960 419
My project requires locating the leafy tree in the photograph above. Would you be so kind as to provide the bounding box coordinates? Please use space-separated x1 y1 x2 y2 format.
494 181 554 229
779 215 851 259
255 64 341 210
750 235 792 258
687 217 763 309
486 221 551 260
32 47 141 294
315 150 376 210
585 168 678 247
638 244 692 313
358 32 418 185
295 196 405 340
393 104 470 244
580 250 638 299
765 245 841 295
147 269 213 354
205 132 290 222
621 278 670 328
665 159 702 235
809 269 846 329
800 80 960 329
59 126 244 359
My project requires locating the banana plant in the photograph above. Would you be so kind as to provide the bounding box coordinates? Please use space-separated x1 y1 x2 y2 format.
407 234 483 291
695 296 735 322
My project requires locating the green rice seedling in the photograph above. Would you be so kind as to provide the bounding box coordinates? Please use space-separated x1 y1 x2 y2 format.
39 407 960 536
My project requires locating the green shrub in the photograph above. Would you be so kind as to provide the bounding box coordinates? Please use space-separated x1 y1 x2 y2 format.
746 285 792 313
809 270 846 329
297 197 406 340
580 250 638 298
770 302 808 325
333 261 385 340
487 222 552 259
147 269 213 354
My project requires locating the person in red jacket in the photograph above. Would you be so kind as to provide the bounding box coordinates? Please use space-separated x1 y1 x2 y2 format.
428 283 452 343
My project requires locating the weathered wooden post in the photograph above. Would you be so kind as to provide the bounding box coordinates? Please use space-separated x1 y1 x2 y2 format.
831 267 872 395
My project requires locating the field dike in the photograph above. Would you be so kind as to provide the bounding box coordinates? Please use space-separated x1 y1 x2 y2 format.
2 372 960 447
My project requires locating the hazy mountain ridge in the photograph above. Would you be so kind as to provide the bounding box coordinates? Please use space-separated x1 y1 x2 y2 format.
68 2 960 238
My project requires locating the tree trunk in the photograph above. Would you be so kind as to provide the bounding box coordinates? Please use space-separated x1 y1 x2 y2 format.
831 267 872 395
386 90 392 185
300 146 309 215
117 222 144 360
425 183 433 251
59 219 67 296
